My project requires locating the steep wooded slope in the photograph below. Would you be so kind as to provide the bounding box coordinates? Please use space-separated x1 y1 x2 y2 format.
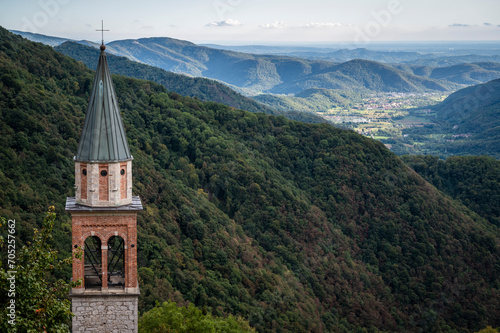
434 78 500 131
429 79 500 156
402 155 500 227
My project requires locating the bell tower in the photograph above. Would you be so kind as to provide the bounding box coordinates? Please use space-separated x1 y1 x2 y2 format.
66 42 142 332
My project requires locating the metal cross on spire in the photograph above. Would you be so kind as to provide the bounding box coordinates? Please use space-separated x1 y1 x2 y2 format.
96 20 109 45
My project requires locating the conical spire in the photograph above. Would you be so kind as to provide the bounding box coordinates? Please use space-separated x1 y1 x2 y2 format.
75 44 132 162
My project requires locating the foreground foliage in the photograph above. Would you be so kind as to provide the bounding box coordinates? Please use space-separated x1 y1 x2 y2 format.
139 301 255 333
0 208 77 332
1 27 499 332
475 327 500 333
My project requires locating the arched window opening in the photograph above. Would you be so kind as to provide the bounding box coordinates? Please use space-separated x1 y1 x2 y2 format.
84 236 102 289
108 236 125 289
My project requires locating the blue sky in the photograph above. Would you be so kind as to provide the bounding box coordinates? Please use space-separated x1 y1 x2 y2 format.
1 0 499 43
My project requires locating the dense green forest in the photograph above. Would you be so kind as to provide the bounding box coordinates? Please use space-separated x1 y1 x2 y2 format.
253 88 362 112
402 155 500 227
1 27 499 332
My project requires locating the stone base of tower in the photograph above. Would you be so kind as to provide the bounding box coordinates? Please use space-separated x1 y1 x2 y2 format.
71 292 139 333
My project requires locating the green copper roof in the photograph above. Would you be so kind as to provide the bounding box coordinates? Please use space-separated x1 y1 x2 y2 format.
75 45 132 162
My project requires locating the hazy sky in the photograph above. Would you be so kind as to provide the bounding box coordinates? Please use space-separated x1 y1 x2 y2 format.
1 0 500 44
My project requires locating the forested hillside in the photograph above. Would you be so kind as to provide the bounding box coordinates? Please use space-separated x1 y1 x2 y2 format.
402 155 500 227
434 78 500 132
1 27 499 332
253 88 361 112
270 59 460 94
431 78 500 156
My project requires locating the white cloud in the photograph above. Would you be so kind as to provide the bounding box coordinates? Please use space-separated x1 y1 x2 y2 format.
303 22 342 28
449 23 473 27
259 21 287 29
206 19 242 27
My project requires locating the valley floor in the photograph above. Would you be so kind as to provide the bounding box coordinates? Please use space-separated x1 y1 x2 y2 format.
315 92 482 157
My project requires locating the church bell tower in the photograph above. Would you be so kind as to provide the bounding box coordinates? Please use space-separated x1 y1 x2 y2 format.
66 42 142 332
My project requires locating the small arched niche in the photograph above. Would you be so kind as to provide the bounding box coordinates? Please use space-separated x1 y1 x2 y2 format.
84 236 102 289
107 235 125 289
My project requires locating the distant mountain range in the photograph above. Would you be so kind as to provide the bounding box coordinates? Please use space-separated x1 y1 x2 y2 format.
11 30 491 96
10 29 73 46
10 30 500 112
104 37 335 94
54 41 324 124
267 58 460 94
39 32 500 158
294 52 500 68
10 29 98 48
99 37 463 94
203 43 500 66
394 62 500 85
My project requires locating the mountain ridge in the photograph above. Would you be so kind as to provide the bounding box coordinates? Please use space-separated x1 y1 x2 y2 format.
103 38 462 94
54 40 325 124
10 30 500 93
269 58 457 94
